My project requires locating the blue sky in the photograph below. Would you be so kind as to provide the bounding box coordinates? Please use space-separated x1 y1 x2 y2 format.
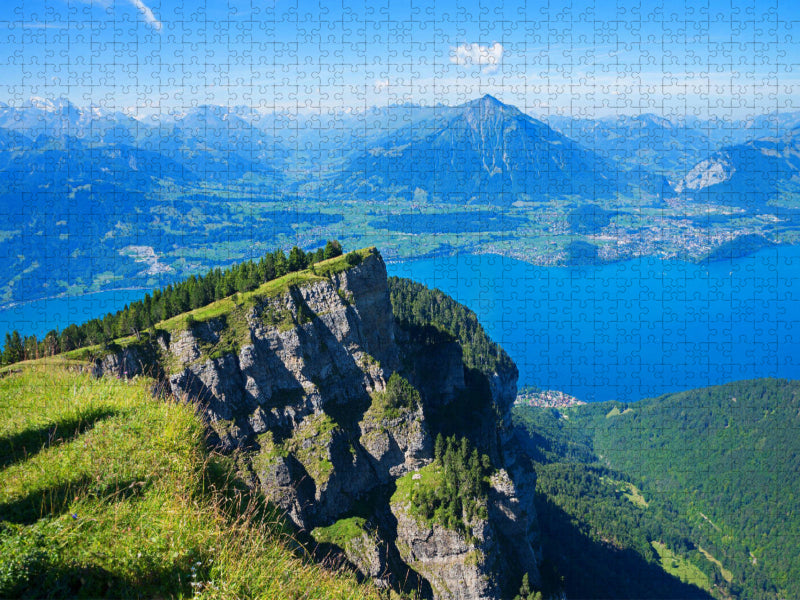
1 0 798 118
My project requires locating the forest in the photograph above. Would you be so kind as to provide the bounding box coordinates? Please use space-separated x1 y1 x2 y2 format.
513 377 800 600
388 276 514 375
409 434 493 538
0 241 348 366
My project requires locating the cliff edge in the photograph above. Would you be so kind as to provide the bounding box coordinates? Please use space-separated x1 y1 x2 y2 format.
93 248 540 599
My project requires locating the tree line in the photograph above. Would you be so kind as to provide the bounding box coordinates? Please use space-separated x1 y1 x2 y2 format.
1 241 345 366
411 434 492 539
388 276 515 375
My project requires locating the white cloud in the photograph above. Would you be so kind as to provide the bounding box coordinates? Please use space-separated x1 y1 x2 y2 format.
450 42 503 74
128 0 162 31
373 79 390 93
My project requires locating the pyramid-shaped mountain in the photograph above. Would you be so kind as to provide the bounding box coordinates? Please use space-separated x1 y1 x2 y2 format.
330 95 669 204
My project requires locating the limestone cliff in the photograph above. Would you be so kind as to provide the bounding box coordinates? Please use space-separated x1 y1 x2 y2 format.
93 248 540 599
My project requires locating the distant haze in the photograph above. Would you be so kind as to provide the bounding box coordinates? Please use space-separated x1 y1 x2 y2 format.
1 0 797 119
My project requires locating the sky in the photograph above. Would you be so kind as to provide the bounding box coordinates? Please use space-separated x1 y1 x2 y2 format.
1 0 798 118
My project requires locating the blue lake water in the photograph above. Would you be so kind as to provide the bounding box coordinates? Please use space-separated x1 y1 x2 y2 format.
0 289 148 340
2 247 799 403
387 246 800 403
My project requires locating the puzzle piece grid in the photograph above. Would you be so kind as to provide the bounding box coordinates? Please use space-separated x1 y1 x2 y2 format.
0 0 798 405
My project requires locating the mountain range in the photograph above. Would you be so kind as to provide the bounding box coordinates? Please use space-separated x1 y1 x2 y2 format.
1 95 800 307
327 95 670 205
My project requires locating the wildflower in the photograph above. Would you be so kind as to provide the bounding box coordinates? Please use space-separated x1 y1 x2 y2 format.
71 513 78 519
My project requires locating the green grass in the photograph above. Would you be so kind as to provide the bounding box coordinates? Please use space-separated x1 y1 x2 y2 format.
0 355 89 375
699 547 733 583
651 541 711 592
362 373 420 424
285 413 338 486
313 248 376 279
157 268 329 336
604 406 632 418
391 465 441 508
0 364 380 599
620 481 648 508
599 476 649 509
311 517 369 550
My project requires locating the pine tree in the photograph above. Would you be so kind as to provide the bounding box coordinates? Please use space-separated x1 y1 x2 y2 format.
43 330 59 356
23 334 38 360
288 246 307 272
435 433 445 463
324 239 343 259
514 573 532 600
274 250 288 277
2 331 23 364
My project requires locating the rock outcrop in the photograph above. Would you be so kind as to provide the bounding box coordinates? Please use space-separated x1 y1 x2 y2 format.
392 503 502 600
93 248 541 599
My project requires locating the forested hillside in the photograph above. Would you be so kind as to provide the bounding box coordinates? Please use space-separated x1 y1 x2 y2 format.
514 378 800 599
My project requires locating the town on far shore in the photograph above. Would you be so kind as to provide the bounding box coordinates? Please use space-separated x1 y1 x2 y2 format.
515 385 587 408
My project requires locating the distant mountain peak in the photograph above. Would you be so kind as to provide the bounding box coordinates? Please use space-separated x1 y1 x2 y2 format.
461 94 524 120
28 96 76 112
466 94 507 108
479 93 503 105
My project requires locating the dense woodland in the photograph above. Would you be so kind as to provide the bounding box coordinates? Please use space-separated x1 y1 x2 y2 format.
410 434 493 538
514 378 800 600
388 276 514 375
0 241 347 366
572 379 800 599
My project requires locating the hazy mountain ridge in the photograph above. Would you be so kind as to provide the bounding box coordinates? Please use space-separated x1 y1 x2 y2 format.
2 95 800 308
330 95 672 205
545 113 715 180
676 127 800 203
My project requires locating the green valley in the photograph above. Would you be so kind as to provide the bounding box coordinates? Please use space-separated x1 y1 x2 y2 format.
513 378 800 599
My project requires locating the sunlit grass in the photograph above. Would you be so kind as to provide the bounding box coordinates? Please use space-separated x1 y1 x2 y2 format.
651 541 711 592
0 365 381 599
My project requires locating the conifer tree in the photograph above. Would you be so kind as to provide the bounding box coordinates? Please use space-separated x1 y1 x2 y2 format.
324 239 343 259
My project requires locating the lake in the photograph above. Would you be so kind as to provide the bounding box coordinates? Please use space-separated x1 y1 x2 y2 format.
2 247 799 403
388 247 800 402
0 289 149 341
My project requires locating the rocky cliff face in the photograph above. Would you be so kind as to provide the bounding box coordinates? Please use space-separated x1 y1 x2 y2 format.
390 467 539 600
392 505 501 600
94 249 540 599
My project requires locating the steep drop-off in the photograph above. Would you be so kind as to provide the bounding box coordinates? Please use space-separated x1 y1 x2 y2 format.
92 248 541 600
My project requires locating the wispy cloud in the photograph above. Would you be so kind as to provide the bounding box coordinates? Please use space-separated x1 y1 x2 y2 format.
128 0 162 31
450 42 503 74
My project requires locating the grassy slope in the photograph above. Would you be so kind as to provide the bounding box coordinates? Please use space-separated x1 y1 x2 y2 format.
0 364 380 599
